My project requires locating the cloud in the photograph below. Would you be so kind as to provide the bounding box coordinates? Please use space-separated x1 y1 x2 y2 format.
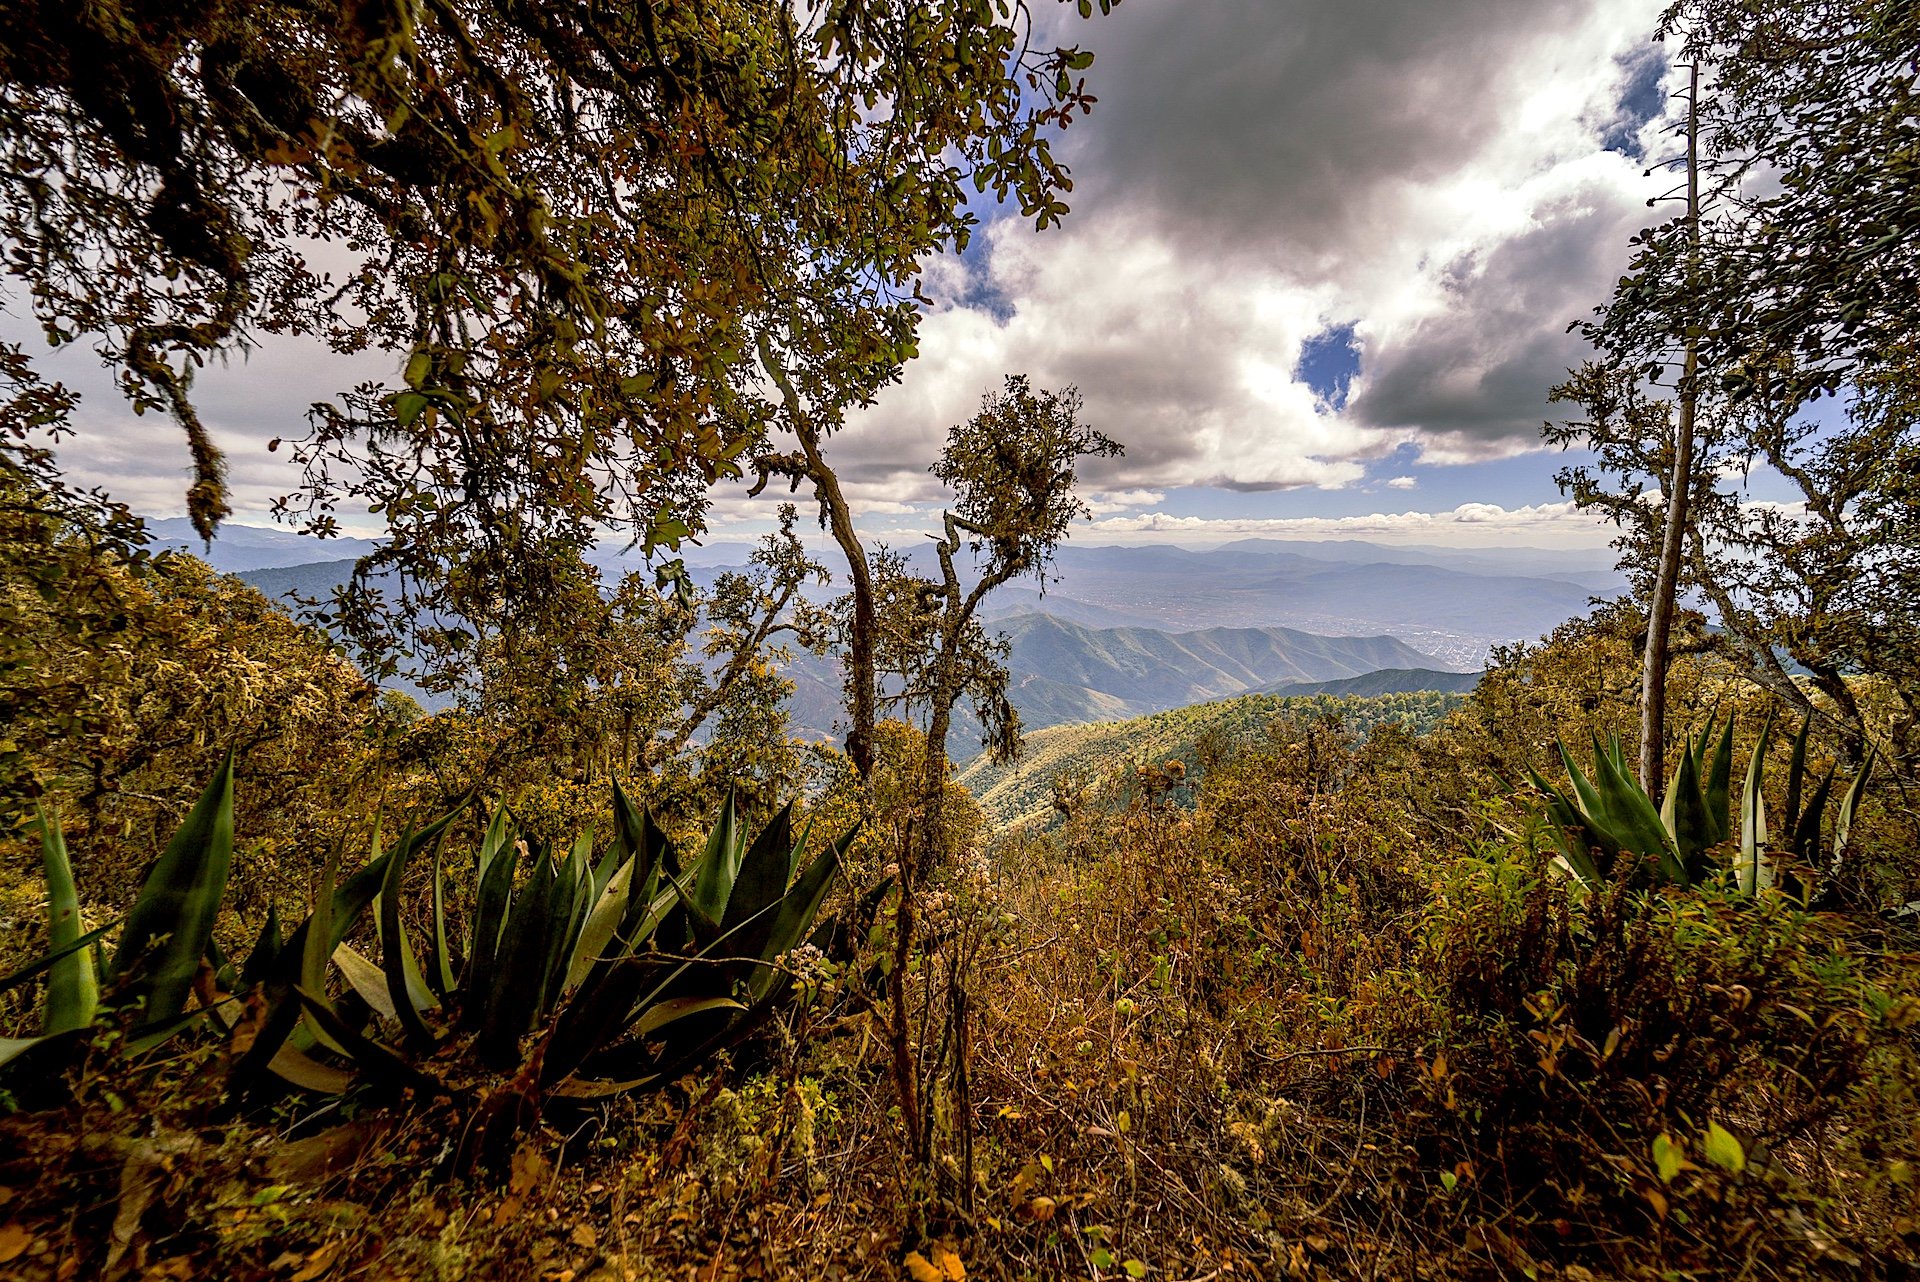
6 0 1680 539
827 0 1674 505
1386 476 1419 490
1086 501 1615 548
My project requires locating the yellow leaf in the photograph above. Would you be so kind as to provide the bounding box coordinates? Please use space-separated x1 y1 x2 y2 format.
932 1243 967 1280
290 1239 342 1282
0 1224 29 1264
904 1251 942 1282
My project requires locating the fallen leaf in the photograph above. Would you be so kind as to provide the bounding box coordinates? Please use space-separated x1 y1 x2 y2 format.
570 1224 597 1250
931 1243 966 1280
1022 1196 1056 1223
0 1223 29 1264
904 1251 942 1282
290 1239 343 1282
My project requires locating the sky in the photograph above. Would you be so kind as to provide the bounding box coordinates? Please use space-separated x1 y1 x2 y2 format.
11 0 1705 553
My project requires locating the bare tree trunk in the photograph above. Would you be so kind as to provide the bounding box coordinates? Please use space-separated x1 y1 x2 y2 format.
1640 62 1702 802
755 337 877 780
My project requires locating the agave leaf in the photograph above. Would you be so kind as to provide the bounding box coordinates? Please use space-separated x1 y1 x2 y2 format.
1662 742 1714 882
1833 749 1875 874
1737 712 1775 895
108 754 236 1031
1587 740 1685 885
566 856 637 993
723 801 795 933
292 986 443 1097
240 907 283 989
331 944 398 1022
1784 713 1812 839
577 811 673 1003
37 806 97 1035
429 835 456 1000
264 1042 353 1095
689 787 743 928
225 840 392 1091
300 855 352 1057
549 1071 661 1099
1792 765 1836 865
474 800 512 881
788 814 816 885
461 813 522 1025
376 825 438 1048
742 821 858 1003
589 840 622 901
1528 768 1605 887
0 1034 72 1069
540 951 679 1087
0 921 119 999
632 995 745 1040
477 844 561 1065
1702 717 1735 847
1558 740 1611 831
539 838 595 1014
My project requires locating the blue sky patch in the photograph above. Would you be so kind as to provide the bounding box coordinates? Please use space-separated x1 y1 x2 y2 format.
1296 323 1361 411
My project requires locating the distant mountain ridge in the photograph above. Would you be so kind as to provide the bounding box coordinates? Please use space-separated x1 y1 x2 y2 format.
1260 667 1482 699
775 613 1454 752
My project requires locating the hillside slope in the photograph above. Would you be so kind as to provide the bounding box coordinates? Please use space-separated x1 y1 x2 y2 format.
1261 667 1482 698
957 688 1465 829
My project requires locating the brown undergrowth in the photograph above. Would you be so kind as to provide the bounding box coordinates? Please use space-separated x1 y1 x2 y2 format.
5 700 1920 1281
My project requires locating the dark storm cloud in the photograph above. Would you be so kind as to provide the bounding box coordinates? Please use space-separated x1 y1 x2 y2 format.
1059 0 1603 265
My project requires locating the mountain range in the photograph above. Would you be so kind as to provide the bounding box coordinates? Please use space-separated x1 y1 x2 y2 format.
775 613 1446 750
186 521 1607 749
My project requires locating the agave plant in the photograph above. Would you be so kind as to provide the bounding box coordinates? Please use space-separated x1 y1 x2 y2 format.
2 754 237 1069
4 765 864 1120
1530 711 1874 895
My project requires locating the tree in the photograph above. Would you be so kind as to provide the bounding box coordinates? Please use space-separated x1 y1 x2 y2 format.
1563 0 1920 767
867 375 1118 1156
1 0 1109 672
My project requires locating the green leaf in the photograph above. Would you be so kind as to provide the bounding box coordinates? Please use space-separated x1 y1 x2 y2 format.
1738 709 1776 894
1701 716 1736 847
393 390 431 427
631 995 745 1039
462 805 521 1024
109 754 236 1031
689 788 744 931
0 921 118 998
1833 748 1875 870
377 825 438 1048
1661 738 1713 880
1123 1262 1148 1279
37 805 97 1035
1652 1132 1684 1184
239 907 282 989
1586 737 1685 884
1784 713 1812 838
1702 1121 1745 1175
723 801 795 934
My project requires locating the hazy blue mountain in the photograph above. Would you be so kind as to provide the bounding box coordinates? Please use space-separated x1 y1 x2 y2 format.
776 613 1448 750
972 542 1619 667
238 558 360 605
1259 667 1483 698
147 519 380 573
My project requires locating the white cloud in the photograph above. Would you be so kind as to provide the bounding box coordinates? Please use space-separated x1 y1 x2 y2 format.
823 0 1674 504
1386 475 1419 490
1085 501 1616 548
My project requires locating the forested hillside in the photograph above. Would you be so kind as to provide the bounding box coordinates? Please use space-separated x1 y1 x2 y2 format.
959 688 1465 828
